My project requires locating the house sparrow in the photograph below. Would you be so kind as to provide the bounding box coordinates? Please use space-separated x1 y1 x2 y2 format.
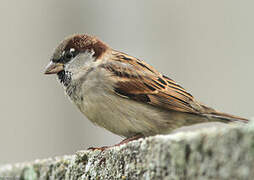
44 34 248 141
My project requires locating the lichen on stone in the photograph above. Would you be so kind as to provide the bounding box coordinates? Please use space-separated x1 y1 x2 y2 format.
1 123 254 179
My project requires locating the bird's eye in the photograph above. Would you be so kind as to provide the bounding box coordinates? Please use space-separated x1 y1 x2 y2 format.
63 50 76 63
65 51 73 60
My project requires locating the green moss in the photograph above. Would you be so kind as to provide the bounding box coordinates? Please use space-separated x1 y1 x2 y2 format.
1 125 254 179
21 166 38 180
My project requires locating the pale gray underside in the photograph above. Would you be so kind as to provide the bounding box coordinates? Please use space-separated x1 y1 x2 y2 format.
62 61 216 137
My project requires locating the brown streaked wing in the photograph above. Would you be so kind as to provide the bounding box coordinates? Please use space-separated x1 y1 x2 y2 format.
102 51 203 114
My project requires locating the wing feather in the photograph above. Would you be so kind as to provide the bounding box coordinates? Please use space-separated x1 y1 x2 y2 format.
100 50 204 114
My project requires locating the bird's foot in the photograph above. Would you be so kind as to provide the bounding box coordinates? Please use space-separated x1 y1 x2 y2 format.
116 134 143 146
87 134 143 151
87 146 109 151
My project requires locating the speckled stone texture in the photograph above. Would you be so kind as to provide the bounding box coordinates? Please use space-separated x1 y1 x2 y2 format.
1 122 254 180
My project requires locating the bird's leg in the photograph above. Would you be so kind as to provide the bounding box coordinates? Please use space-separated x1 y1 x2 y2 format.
115 134 143 146
88 146 110 151
88 134 143 151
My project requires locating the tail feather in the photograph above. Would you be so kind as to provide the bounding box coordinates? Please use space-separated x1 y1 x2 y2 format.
207 111 249 123
200 105 249 123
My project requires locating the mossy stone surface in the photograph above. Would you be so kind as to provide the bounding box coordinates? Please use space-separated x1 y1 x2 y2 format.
1 123 254 180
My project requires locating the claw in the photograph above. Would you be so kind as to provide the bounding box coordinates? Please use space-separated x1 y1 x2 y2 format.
88 146 109 151
87 134 143 151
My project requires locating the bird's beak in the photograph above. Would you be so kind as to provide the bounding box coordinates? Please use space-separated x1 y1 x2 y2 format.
44 61 64 75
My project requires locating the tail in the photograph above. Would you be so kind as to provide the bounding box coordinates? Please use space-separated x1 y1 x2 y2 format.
205 111 249 123
201 105 249 124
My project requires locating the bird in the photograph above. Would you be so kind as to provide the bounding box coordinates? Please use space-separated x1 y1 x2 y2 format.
44 34 248 146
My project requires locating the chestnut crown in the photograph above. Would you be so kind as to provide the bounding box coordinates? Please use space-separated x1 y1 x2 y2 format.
51 34 108 64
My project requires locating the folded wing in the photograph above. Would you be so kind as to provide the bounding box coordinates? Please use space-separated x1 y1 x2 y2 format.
101 51 207 114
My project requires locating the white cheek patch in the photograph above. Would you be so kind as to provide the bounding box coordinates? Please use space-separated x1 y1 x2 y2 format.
64 50 96 79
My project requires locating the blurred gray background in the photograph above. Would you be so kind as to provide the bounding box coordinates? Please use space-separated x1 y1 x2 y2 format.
0 0 253 163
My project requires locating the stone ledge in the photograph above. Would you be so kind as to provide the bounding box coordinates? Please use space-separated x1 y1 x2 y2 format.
1 122 254 180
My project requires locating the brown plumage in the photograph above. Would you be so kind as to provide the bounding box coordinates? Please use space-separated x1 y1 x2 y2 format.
45 34 249 140
102 50 248 123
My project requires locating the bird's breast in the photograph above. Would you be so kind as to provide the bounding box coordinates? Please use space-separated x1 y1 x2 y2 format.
67 80 180 137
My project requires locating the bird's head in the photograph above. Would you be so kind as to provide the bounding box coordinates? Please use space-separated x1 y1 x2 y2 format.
44 34 108 86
